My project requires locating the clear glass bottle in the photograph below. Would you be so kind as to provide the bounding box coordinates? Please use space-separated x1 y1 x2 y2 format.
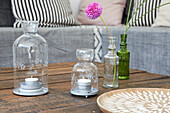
13 21 48 96
103 37 119 88
70 48 98 97
117 34 130 79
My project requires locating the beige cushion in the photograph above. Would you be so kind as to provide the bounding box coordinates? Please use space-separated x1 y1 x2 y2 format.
152 0 170 27
77 0 126 26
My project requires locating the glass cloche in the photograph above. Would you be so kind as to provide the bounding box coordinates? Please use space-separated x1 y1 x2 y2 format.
70 48 98 97
13 21 48 96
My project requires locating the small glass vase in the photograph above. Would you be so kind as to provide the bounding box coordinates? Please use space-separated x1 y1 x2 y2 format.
13 21 48 96
103 37 119 88
70 48 98 97
117 34 130 79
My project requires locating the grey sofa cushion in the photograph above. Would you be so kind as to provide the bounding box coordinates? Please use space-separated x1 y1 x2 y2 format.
0 0 15 27
0 27 94 67
102 26 170 76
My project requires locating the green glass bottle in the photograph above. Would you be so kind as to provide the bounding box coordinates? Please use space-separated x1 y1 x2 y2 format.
117 34 130 79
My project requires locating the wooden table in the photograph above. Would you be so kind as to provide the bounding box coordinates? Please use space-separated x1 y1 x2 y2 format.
0 62 170 113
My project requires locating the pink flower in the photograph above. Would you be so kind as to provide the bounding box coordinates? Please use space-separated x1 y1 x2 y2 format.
85 2 103 20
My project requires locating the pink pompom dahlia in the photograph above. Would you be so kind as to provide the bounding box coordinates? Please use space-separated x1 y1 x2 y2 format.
85 2 103 20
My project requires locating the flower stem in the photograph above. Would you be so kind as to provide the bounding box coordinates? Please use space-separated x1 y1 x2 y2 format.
125 0 133 32
99 16 116 87
126 2 170 31
99 16 111 37
125 0 147 34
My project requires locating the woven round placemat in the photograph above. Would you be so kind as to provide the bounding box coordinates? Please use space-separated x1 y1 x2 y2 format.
97 88 170 113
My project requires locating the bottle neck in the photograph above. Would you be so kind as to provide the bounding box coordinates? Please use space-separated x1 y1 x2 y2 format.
107 37 116 55
108 49 118 57
120 45 127 51
120 34 127 45
120 34 127 51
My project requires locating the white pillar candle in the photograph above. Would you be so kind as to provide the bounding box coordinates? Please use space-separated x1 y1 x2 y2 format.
77 79 91 92
25 78 38 86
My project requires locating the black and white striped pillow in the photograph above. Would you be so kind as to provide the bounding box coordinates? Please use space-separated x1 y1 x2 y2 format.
129 0 161 26
11 0 78 27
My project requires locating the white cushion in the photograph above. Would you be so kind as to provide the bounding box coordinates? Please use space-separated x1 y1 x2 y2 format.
12 0 78 27
152 0 170 27
69 0 81 18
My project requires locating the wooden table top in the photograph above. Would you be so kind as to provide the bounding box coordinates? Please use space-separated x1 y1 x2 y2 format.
0 62 170 113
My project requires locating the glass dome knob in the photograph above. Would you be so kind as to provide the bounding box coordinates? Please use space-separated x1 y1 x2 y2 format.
76 48 94 61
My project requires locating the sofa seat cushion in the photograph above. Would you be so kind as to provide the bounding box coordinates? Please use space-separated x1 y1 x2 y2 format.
102 26 170 76
0 27 94 67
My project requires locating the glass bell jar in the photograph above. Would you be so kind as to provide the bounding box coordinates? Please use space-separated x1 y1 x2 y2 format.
13 21 48 96
70 48 98 97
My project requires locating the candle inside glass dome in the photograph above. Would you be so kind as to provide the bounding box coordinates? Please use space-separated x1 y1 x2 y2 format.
77 79 91 92
25 77 38 85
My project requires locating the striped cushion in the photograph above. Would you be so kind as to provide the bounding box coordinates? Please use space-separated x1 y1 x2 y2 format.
11 0 78 27
129 0 161 26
